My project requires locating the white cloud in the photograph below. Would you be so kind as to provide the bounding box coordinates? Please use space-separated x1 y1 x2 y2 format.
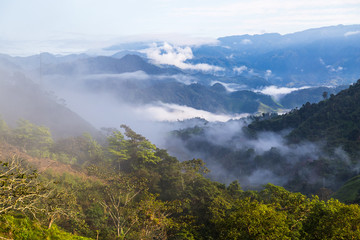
320 59 344 72
136 102 249 122
336 66 344 71
233 65 248 74
256 85 311 100
210 81 246 92
226 54 234 59
344 30 360 37
143 42 224 72
79 72 199 86
241 39 252 45
326 65 344 72
265 69 272 78
171 74 198 85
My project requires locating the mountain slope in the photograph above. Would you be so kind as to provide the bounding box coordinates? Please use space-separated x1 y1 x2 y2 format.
334 175 360 203
0 70 98 139
249 79 360 154
279 85 348 109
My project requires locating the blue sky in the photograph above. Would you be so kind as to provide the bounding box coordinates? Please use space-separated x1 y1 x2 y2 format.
1 0 359 55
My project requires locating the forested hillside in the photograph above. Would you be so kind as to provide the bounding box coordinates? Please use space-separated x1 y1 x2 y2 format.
279 85 347 109
249 79 360 155
2 116 360 239
166 80 360 197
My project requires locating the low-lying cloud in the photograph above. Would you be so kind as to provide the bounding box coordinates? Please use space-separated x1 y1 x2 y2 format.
165 118 353 191
241 39 252 45
256 85 311 100
344 30 360 37
143 42 224 72
326 65 344 72
210 81 246 92
137 102 249 122
80 71 198 85
42 73 247 147
265 69 272 78
82 71 151 81
233 65 248 75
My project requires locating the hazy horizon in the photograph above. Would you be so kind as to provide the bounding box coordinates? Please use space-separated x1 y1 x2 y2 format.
1 0 359 55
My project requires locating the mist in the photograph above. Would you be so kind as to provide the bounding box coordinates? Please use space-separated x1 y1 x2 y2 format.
40 69 247 147
164 119 354 193
0 52 354 195
255 85 311 101
0 66 97 139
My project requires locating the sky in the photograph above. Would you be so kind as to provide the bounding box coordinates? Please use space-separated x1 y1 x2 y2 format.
0 0 359 55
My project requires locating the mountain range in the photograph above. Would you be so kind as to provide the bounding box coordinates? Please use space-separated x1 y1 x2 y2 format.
191 24 360 86
0 24 358 129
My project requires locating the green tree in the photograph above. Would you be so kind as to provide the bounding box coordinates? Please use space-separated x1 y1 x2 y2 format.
0 115 9 141
227 180 243 199
302 199 360 239
135 193 181 240
38 189 80 229
217 198 292 240
121 125 161 170
0 156 48 216
99 174 147 239
181 158 209 185
107 125 161 172
83 133 103 164
52 133 103 165
322 91 328 100
12 119 53 154
107 130 129 171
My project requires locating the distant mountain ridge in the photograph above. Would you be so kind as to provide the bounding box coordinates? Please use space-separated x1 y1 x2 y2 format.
42 54 182 75
2 52 349 115
98 25 360 87
218 25 360 51
86 78 281 114
1 25 359 119
191 24 360 86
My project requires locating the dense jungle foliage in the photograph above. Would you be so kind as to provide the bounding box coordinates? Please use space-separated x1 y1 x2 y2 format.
1 113 360 239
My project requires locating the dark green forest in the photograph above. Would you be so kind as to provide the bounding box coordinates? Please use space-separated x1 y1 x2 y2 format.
2 102 360 239
249 79 360 155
